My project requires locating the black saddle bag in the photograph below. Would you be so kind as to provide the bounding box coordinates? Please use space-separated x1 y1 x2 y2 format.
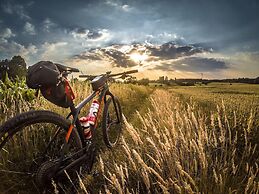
26 61 73 108
26 61 60 89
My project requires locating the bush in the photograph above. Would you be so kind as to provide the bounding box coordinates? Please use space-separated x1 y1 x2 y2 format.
0 73 35 120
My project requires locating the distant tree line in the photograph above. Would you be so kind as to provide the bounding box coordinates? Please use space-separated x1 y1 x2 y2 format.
0 56 27 81
1 56 259 86
210 78 259 84
125 75 259 86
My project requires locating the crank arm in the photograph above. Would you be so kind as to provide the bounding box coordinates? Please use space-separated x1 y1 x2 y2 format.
56 154 88 176
60 142 92 164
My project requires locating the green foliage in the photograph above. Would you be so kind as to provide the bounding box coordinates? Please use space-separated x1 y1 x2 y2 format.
0 56 27 81
0 73 35 107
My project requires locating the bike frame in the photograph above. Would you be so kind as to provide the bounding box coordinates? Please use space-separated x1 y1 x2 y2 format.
45 69 138 162
60 80 120 159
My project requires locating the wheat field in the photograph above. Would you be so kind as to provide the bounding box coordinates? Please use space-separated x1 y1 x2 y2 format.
0 81 259 193
94 87 259 194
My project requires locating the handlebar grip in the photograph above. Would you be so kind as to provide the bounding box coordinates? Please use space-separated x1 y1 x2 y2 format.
108 69 138 77
70 67 80 72
125 70 138 74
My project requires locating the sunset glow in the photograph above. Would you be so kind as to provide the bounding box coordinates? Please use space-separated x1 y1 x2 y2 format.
129 53 148 63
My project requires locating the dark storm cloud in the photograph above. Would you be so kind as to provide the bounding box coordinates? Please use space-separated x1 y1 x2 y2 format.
72 46 138 68
102 49 137 67
72 42 207 68
146 42 205 60
155 57 228 72
143 0 259 51
1 0 259 50
71 28 106 40
87 30 105 39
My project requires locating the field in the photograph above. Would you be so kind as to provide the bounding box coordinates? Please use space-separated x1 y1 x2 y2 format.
0 81 259 193
170 83 259 114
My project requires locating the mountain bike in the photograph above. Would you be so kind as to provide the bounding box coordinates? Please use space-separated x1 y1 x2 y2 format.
0 64 138 193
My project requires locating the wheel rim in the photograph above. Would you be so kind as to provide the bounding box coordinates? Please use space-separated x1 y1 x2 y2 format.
0 122 80 193
106 102 122 146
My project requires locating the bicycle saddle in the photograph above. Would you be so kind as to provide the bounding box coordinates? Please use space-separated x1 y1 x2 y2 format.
55 63 80 73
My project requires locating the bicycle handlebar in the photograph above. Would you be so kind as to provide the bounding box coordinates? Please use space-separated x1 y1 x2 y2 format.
108 69 138 77
79 69 138 79
78 75 94 78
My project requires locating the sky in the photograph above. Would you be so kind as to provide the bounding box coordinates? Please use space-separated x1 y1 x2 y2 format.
0 0 259 79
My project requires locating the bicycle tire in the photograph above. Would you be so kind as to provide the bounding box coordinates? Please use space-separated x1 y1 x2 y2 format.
102 97 123 148
0 110 82 193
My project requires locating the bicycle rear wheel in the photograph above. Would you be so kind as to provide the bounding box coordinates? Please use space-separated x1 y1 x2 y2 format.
0 110 82 193
102 97 123 148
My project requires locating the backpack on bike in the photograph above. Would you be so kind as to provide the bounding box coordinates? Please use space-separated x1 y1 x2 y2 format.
26 61 74 108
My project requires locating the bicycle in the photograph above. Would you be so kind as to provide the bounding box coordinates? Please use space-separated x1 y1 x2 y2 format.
0 63 138 193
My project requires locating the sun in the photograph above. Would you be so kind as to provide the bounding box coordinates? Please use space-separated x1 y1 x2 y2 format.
129 53 148 63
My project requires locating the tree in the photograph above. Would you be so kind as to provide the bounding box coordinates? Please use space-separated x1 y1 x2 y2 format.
8 56 27 79
0 60 9 81
138 78 150 86
0 56 27 81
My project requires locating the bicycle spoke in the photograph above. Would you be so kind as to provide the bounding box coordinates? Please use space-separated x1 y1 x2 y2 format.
0 169 32 175
42 127 62 157
3 179 30 193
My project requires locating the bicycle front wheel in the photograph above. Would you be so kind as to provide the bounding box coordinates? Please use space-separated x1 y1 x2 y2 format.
102 97 123 148
0 110 82 193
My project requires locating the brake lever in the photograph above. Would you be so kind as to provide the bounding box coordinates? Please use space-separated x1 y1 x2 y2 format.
60 71 72 80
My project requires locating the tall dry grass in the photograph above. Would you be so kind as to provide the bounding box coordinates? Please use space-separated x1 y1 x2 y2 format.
98 89 259 194
1 80 258 193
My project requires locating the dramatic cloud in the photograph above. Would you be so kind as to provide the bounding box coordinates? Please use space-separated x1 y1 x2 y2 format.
102 48 138 67
146 42 205 60
73 50 103 61
72 47 138 68
40 42 68 61
71 28 110 41
0 0 258 78
68 28 112 49
23 22 36 35
42 18 56 32
71 42 208 68
0 28 15 41
0 40 37 61
155 57 228 72
105 0 133 12
0 27 37 60
1 1 30 20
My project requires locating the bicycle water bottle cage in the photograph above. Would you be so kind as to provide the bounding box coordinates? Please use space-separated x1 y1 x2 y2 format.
91 75 107 91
